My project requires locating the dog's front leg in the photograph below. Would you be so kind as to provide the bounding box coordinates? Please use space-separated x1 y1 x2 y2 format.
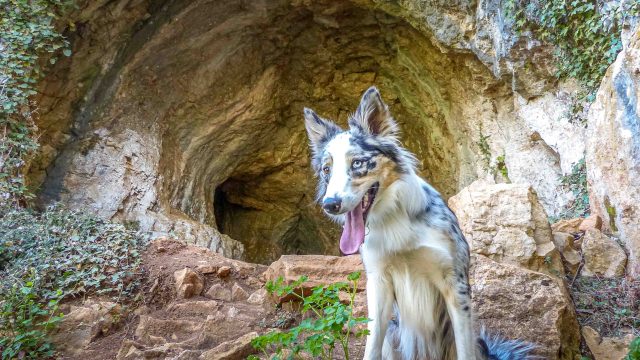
363 274 394 360
442 281 476 360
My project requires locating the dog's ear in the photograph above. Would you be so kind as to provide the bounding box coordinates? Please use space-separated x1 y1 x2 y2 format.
303 107 341 150
349 86 398 137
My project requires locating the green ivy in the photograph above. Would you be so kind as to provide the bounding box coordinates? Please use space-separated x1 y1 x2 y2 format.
0 0 74 205
0 204 148 302
250 272 369 360
504 0 640 94
0 278 63 360
558 158 589 220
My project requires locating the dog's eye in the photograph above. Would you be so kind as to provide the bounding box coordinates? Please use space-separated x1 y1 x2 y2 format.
352 160 363 168
322 166 330 175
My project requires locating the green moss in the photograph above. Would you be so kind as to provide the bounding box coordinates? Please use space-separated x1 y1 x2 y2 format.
604 196 618 232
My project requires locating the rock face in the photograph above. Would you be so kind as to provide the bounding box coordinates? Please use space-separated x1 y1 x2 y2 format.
470 255 580 360
586 26 640 276
581 229 627 278
449 180 564 276
31 0 589 262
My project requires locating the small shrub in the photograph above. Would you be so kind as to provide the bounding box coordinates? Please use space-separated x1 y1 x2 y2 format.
250 272 369 360
0 278 63 359
0 204 148 301
626 337 640 360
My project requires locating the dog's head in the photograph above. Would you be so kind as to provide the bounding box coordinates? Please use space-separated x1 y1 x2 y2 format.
303 86 415 254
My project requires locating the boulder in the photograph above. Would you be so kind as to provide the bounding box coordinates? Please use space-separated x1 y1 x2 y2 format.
206 283 232 301
449 180 564 276
50 300 122 355
470 255 580 360
217 266 232 278
551 218 583 234
264 254 365 302
581 229 627 277
582 326 636 360
231 283 249 301
174 268 205 298
552 232 582 274
586 26 640 276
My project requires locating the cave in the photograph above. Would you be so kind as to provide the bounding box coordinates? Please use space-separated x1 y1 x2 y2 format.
34 0 512 264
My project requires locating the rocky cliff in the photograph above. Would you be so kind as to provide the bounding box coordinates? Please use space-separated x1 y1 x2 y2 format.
30 0 594 264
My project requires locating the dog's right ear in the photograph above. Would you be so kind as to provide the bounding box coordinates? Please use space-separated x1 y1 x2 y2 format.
303 107 341 150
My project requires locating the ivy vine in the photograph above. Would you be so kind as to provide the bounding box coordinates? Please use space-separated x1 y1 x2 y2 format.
504 0 640 95
0 0 74 205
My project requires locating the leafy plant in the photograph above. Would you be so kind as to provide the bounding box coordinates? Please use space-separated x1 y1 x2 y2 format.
504 0 640 94
558 158 589 219
250 272 369 360
0 0 74 204
626 337 640 360
476 128 509 181
0 277 63 359
0 204 148 302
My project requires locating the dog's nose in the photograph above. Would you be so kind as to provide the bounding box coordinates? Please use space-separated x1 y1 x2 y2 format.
322 197 342 214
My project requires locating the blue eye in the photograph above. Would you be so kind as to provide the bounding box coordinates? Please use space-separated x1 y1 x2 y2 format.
352 160 363 168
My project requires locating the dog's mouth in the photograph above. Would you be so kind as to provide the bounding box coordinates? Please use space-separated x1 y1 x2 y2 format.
340 182 379 255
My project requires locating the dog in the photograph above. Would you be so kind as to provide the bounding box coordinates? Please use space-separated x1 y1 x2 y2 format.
303 86 535 360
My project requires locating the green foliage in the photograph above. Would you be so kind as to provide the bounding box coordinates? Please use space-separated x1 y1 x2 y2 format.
504 0 640 93
0 278 63 359
0 0 74 204
558 158 589 220
0 204 148 302
476 128 510 181
250 272 369 360
626 337 640 360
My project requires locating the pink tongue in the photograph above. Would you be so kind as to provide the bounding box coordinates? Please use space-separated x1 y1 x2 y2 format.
340 204 365 255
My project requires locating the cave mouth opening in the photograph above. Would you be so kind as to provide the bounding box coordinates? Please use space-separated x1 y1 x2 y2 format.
181 1 494 264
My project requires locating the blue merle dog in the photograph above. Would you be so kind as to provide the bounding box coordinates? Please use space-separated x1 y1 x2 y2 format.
303 86 535 360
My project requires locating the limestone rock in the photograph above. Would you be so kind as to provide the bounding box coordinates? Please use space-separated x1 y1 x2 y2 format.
582 229 627 277
200 332 258 360
582 326 635 360
264 254 365 302
449 180 564 276
197 265 218 274
552 218 584 234
217 266 231 278
247 288 269 305
50 300 122 355
231 283 249 301
206 283 232 301
552 232 582 274
579 215 603 232
586 26 640 276
174 268 205 298
470 255 580 360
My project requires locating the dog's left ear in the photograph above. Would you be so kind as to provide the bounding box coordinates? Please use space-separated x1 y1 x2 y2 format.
349 86 398 137
303 107 341 150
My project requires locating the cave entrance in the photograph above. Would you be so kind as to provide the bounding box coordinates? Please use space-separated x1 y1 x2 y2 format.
188 2 490 264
